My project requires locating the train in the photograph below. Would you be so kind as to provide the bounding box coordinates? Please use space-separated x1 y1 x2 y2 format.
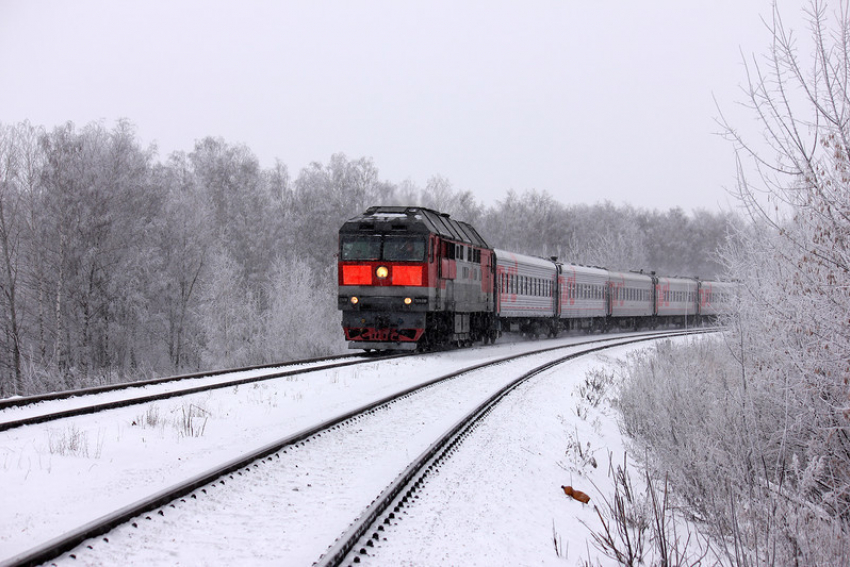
337 206 735 351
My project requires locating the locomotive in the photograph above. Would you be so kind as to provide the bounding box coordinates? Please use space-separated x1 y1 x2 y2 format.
338 206 734 351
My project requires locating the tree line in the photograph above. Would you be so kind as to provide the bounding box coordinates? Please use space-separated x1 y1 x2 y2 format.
0 119 737 396
611 2 850 564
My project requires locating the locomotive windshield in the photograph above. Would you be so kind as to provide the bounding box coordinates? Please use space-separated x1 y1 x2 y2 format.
341 235 381 261
340 235 426 262
383 236 426 261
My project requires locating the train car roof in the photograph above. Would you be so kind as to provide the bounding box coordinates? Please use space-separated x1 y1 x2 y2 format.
560 264 609 278
656 275 700 286
341 206 490 248
607 270 655 285
493 248 557 270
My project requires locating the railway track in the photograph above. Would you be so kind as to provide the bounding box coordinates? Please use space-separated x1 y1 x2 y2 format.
1 329 710 567
312 332 687 566
0 353 405 432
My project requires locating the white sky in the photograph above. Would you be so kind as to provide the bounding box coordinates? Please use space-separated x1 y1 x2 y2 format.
0 0 810 212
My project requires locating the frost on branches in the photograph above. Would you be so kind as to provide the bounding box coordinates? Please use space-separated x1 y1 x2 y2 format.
714 0 850 562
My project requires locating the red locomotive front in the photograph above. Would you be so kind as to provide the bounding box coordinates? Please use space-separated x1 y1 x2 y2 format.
338 207 494 351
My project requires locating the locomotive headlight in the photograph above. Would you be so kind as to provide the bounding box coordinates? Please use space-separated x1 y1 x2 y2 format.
350 296 359 305
376 266 389 279
404 297 413 305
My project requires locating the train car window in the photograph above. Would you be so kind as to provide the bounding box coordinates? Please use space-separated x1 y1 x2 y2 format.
340 235 381 261
443 242 456 260
383 236 427 262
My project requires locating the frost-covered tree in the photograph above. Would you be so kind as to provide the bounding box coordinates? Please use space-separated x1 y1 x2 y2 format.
37 121 158 384
292 153 397 265
620 1 850 563
0 123 26 394
720 0 850 515
263 255 344 360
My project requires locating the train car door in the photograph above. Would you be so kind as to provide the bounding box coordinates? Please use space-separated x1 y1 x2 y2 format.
438 240 456 310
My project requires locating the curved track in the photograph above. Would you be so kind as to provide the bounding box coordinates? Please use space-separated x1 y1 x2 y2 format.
1 329 710 567
313 333 672 566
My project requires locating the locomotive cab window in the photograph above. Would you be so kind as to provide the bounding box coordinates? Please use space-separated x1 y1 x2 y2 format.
383 236 426 262
340 235 425 262
340 235 381 261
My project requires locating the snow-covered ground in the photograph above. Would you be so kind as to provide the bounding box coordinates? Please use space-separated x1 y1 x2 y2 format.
0 333 696 566
0 355 368 426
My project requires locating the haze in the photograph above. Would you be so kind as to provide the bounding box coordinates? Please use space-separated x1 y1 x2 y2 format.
0 0 806 211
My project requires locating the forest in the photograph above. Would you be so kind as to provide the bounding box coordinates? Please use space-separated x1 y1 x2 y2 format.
0 120 738 397
599 2 850 565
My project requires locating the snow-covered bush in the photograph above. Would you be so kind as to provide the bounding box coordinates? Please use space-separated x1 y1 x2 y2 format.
611 2 850 563
619 337 850 566
262 255 346 360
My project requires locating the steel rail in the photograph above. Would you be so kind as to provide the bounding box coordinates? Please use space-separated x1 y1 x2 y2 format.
0 333 704 567
0 329 713 567
313 331 702 567
0 352 378 411
0 329 710 433
0 353 408 433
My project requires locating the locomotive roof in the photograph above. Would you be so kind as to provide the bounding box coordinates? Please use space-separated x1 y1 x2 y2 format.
341 206 490 248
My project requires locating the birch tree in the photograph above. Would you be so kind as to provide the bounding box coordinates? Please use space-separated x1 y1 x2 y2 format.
0 124 25 394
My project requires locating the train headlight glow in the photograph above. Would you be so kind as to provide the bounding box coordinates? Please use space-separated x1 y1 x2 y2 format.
350 296 359 305
376 266 389 279
404 297 413 305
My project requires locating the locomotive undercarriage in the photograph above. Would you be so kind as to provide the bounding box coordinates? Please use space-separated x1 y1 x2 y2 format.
343 310 495 351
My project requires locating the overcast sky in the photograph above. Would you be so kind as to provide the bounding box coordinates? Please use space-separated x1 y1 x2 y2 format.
0 1 810 212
